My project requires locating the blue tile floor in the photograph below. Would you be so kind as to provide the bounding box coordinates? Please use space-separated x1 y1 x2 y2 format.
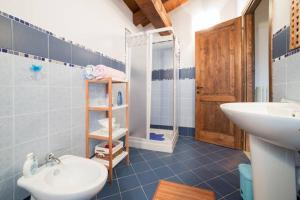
96 136 250 200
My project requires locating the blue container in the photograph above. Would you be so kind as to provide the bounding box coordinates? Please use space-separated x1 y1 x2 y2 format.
239 164 253 200
117 91 123 106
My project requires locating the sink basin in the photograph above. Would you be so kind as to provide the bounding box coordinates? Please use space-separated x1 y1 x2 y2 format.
220 102 300 150
220 102 300 200
18 155 108 200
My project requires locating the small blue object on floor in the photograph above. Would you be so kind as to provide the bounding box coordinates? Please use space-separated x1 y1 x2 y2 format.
239 164 253 200
150 133 165 141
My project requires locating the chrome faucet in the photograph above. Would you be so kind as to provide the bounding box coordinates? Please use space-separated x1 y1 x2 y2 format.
45 153 61 166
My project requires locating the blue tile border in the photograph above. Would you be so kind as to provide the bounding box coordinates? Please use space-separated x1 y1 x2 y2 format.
150 124 195 137
272 25 300 61
0 10 125 71
152 67 195 81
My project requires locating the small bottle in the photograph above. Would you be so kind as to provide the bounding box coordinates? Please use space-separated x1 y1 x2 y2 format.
23 153 38 177
117 91 123 106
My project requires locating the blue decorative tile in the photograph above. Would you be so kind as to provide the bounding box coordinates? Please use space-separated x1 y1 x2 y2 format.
207 178 236 196
0 15 12 50
71 45 89 67
132 161 151 173
13 21 48 58
130 154 145 164
102 193 122 200
98 180 119 198
161 155 178 165
121 187 147 200
146 158 166 169
224 190 242 200
49 36 71 63
168 161 189 174
177 171 203 186
164 176 183 184
137 170 159 185
88 51 101 65
142 182 159 200
220 173 240 189
140 151 159 161
115 165 134 178
118 175 140 192
181 158 202 170
193 166 218 181
206 163 229 176
154 166 174 179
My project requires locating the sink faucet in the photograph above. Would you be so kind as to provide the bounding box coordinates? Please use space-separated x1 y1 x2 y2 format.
45 153 61 166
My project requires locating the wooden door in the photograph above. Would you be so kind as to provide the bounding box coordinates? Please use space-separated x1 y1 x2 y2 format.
195 17 243 149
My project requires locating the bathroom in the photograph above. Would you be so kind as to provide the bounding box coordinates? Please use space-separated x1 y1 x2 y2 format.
0 0 299 200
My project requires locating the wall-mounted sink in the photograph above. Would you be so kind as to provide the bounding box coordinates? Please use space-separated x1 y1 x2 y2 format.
18 155 108 200
221 102 300 150
221 102 300 200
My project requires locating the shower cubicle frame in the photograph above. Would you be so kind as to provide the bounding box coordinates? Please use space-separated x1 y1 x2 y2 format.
126 27 179 153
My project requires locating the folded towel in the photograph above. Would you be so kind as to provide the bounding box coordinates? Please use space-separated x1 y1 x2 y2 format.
84 65 126 80
150 133 165 141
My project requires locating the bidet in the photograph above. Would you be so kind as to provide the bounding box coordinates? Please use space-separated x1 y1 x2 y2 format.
17 155 108 200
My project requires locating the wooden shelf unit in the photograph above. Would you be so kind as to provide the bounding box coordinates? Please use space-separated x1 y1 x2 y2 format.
85 77 129 184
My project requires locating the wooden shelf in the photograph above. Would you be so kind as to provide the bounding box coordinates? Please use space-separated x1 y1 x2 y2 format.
92 151 128 168
89 128 128 141
87 78 128 84
85 77 129 184
89 104 128 111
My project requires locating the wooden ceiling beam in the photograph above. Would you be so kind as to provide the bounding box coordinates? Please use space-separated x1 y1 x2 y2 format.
133 0 188 27
134 0 172 35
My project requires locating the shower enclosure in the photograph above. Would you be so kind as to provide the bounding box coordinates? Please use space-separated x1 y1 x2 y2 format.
126 27 180 153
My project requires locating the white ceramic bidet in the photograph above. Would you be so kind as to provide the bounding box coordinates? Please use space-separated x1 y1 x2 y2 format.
18 155 108 200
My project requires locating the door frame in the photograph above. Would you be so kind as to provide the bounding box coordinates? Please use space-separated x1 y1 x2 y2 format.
240 0 273 150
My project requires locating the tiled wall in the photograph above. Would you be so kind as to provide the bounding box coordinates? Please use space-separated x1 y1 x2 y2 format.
272 26 300 101
0 11 125 71
0 52 86 200
0 10 126 200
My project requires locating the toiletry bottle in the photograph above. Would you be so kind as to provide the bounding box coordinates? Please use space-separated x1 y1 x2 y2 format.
23 153 38 177
117 91 123 106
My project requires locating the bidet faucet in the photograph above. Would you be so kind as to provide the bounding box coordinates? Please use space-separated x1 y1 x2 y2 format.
45 153 61 166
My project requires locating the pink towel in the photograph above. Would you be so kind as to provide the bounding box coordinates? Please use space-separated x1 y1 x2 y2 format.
86 65 126 80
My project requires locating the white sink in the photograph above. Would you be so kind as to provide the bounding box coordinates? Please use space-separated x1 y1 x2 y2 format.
220 102 300 150
18 155 108 200
221 102 300 200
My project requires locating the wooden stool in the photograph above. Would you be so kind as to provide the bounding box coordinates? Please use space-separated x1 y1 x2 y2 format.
153 180 216 200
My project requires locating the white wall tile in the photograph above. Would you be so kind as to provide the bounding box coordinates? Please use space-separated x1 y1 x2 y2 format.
49 62 72 87
0 117 13 150
71 87 85 108
0 148 13 181
49 87 71 110
286 82 300 101
14 56 48 87
0 53 13 86
49 130 71 154
14 86 48 115
49 109 71 135
71 67 85 88
0 87 13 117
273 84 286 102
72 107 85 128
0 178 13 200
71 125 85 147
272 59 286 85
14 112 48 145
14 137 48 174
286 55 300 83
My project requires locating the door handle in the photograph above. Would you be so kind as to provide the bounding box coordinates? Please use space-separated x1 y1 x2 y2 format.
196 86 204 89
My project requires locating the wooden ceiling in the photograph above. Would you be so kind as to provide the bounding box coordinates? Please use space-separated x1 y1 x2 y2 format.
123 0 188 30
